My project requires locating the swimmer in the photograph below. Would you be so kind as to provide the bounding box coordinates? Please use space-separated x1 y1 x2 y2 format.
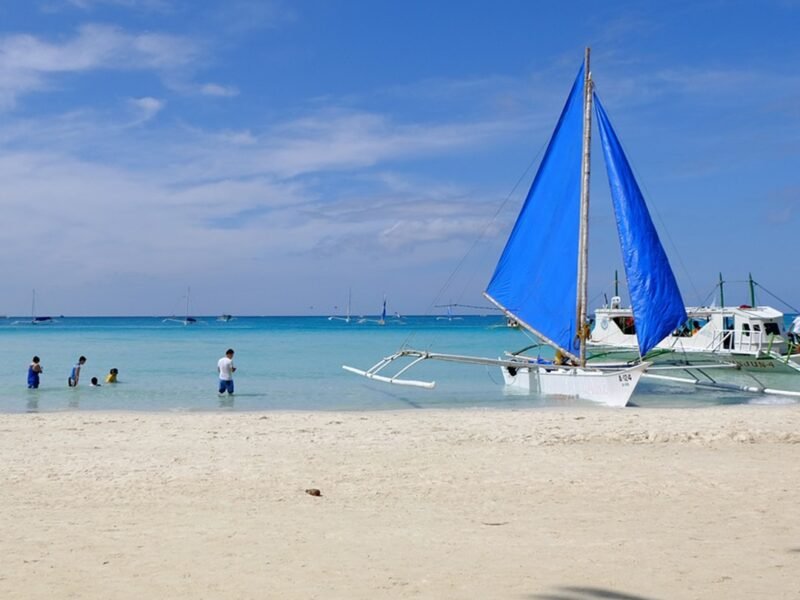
105 368 119 383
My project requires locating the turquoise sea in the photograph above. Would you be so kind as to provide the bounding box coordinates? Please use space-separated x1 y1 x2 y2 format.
1 315 797 413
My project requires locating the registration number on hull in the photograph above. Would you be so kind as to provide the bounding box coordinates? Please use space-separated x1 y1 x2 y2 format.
733 359 776 370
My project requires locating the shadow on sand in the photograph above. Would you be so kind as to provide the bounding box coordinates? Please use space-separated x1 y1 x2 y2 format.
527 586 659 600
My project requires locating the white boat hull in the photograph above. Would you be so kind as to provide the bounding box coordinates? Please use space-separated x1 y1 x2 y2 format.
501 362 648 407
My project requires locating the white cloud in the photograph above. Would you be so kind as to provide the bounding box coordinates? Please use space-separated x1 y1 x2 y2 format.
0 23 198 108
250 110 518 178
0 99 513 314
215 129 257 145
127 96 165 122
0 23 196 72
199 82 239 97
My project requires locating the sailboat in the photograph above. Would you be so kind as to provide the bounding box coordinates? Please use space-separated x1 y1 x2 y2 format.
358 296 389 325
343 49 687 407
328 289 353 323
163 287 199 325
32 289 55 324
435 304 464 321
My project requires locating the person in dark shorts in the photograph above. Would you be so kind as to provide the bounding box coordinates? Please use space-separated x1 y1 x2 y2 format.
68 356 86 387
217 349 236 395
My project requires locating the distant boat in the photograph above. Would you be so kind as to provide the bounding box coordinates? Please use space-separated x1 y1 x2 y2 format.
14 290 56 325
435 304 464 321
328 289 353 323
163 316 198 325
217 314 234 322
344 49 687 407
358 296 389 325
163 287 200 325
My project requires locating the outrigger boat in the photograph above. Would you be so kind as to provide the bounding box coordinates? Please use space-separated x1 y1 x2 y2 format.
589 271 800 378
328 288 353 323
344 49 689 407
358 296 395 325
591 300 800 372
583 269 800 398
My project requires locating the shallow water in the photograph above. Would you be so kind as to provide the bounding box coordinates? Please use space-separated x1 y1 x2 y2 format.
1 315 796 413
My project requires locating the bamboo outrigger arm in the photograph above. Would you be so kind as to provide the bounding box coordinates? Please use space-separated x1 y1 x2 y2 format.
342 349 558 389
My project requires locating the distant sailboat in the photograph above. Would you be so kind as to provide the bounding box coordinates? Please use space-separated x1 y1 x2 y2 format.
344 49 687 407
328 289 353 323
435 304 464 321
163 287 199 325
17 289 55 325
358 296 389 325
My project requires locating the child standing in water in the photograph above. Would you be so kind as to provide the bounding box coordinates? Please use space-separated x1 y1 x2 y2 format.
27 356 43 389
68 356 86 387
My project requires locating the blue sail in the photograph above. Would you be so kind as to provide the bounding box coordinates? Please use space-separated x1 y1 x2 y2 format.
594 93 687 356
485 64 585 353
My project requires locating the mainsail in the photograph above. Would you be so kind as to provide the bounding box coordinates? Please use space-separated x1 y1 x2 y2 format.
485 63 585 355
594 93 687 355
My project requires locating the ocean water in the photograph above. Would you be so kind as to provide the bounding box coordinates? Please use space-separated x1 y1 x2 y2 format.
1 315 796 413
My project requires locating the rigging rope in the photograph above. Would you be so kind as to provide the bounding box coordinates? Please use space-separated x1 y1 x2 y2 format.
399 136 549 349
754 282 800 314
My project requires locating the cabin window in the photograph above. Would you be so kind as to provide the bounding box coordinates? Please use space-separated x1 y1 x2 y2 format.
753 324 762 332
742 323 751 337
612 316 636 335
764 322 781 336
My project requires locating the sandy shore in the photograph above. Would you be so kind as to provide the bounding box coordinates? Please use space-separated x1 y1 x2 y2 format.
1 406 799 599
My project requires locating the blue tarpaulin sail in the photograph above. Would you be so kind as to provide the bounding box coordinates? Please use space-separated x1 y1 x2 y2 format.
485 64 585 354
594 93 687 355
485 61 685 359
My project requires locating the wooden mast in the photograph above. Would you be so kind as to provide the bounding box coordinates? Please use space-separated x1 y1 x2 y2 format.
577 47 593 367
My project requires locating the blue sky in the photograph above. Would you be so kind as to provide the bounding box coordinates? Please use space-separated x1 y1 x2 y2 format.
1 0 798 316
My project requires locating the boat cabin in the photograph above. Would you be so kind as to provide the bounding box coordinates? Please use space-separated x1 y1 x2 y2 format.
590 300 789 356
684 305 787 354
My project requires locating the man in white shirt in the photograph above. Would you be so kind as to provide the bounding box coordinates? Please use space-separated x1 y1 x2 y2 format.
217 348 236 395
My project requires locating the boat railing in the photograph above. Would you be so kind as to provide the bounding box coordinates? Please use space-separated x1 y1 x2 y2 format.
702 328 786 356
726 329 787 355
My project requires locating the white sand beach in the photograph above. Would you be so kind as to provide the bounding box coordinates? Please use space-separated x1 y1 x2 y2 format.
1 406 799 599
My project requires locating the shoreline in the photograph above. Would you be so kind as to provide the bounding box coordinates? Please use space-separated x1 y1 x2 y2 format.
2 406 798 599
